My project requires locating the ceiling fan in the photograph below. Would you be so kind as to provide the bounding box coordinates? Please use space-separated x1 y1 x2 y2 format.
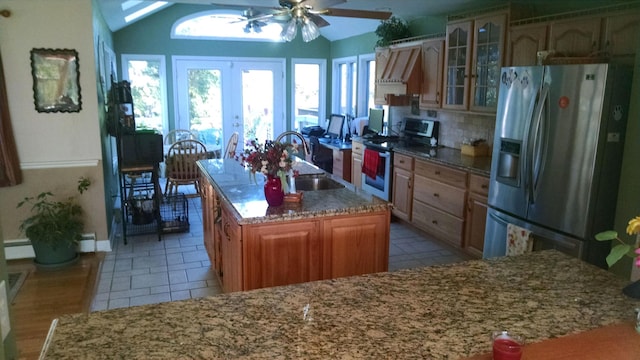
215 0 392 42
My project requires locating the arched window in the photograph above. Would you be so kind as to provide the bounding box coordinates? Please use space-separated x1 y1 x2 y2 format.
171 10 285 42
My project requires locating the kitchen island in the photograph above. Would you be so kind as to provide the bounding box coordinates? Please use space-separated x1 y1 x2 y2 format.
196 158 391 292
43 251 638 358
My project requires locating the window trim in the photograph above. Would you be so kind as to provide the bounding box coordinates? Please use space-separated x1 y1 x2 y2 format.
121 54 169 135
170 10 284 42
357 53 375 118
291 58 327 130
331 55 357 116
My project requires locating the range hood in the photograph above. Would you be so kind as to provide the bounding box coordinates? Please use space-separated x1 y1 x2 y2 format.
375 45 422 98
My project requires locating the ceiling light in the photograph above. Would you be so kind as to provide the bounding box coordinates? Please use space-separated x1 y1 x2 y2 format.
280 18 298 42
301 17 319 42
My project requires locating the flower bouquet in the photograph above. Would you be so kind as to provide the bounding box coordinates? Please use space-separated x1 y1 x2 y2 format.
239 139 300 194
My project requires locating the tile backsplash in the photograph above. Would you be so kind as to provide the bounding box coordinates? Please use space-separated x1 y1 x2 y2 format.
388 105 496 150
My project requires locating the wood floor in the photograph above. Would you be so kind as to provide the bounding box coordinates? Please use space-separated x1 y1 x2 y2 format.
7 253 102 360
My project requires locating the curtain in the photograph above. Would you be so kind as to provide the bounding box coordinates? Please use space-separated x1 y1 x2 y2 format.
0 48 22 186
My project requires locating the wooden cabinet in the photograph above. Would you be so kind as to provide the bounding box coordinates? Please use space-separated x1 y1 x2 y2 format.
220 202 242 293
332 148 351 183
374 44 422 106
244 220 321 290
548 17 601 57
507 23 548 66
412 160 467 247
201 180 221 278
464 174 490 258
419 38 445 109
443 13 506 112
391 153 414 221
351 139 364 188
322 212 390 279
603 12 640 60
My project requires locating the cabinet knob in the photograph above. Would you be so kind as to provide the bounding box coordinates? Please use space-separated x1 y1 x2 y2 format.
434 170 440 175
433 193 439 197
432 220 438 225
399 160 405 164
481 184 488 189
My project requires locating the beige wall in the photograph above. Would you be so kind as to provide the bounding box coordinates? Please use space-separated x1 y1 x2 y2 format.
0 0 108 242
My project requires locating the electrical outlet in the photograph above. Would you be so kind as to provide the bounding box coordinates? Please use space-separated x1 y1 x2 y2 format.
0 280 10 341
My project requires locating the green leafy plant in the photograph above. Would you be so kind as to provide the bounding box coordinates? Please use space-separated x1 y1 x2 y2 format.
375 16 411 47
595 216 640 267
17 177 91 249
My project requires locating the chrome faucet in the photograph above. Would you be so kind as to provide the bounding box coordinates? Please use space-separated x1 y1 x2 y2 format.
275 131 310 155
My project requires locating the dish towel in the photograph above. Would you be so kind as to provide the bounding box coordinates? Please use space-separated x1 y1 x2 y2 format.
362 149 379 180
506 223 533 256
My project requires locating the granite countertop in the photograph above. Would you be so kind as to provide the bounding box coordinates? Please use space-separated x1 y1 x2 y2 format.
197 158 389 225
394 146 492 176
44 251 637 359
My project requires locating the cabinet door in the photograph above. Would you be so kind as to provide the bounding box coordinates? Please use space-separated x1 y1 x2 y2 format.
464 193 488 258
443 20 472 110
220 204 243 293
549 17 601 57
392 167 413 221
507 23 548 66
351 154 362 188
332 149 351 182
420 39 445 108
322 213 390 279
374 48 391 105
470 14 506 111
603 13 640 60
244 221 321 290
412 200 465 247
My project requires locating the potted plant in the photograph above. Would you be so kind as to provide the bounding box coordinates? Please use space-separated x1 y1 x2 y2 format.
17 177 91 267
375 16 412 48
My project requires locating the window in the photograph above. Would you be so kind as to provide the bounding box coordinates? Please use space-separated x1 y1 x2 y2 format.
172 10 284 42
332 55 377 118
292 59 326 131
121 55 168 134
332 56 357 116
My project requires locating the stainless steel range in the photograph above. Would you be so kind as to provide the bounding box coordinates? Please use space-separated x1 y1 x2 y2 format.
360 118 438 201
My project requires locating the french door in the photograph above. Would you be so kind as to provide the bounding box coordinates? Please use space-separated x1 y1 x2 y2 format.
174 56 285 156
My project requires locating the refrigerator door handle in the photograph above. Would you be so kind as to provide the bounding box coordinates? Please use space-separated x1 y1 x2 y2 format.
527 84 549 204
489 211 510 226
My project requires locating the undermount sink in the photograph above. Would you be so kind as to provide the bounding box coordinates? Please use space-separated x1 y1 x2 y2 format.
295 175 345 191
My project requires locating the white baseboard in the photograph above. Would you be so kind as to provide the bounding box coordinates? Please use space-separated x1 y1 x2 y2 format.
3 234 112 260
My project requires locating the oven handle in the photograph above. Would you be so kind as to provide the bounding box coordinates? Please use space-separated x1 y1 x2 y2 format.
378 152 391 158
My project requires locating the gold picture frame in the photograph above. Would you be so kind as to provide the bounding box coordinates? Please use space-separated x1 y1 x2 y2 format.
30 48 81 113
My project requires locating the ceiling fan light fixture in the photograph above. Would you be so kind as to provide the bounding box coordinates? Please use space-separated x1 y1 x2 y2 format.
281 18 298 42
301 17 319 42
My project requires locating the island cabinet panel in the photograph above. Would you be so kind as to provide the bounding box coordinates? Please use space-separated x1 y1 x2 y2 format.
322 212 390 279
243 221 321 290
220 203 243 293
201 181 221 278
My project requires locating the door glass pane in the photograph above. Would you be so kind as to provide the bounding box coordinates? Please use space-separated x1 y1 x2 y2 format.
367 60 376 112
350 62 357 116
242 70 274 143
294 63 320 131
126 60 163 133
188 69 223 153
339 63 348 114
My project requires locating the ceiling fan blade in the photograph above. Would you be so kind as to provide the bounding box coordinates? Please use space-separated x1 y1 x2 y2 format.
299 0 345 9
324 8 392 20
307 13 329 28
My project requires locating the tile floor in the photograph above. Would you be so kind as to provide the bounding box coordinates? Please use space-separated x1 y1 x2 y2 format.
91 193 469 312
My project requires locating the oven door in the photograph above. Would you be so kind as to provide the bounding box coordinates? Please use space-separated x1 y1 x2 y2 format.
361 147 392 201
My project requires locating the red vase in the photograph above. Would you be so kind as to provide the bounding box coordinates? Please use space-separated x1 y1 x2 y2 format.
264 175 284 207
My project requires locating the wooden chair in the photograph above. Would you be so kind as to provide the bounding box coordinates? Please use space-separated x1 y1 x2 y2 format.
223 132 239 159
164 129 196 145
164 139 208 197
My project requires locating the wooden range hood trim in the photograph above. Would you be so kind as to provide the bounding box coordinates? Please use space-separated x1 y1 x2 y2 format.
376 45 422 96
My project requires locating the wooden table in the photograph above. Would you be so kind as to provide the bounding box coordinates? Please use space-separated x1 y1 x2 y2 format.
464 322 640 360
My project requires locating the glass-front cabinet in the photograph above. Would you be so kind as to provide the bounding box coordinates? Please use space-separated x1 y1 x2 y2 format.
444 13 506 112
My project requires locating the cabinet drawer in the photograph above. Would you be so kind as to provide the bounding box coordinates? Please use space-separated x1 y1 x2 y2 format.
412 200 464 247
414 159 467 188
413 175 466 218
351 140 364 156
469 173 490 196
393 153 414 171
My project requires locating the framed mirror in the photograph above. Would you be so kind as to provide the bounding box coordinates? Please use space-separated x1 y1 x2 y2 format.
30 48 81 113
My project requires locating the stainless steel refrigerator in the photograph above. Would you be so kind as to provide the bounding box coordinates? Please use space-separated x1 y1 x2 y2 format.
483 63 633 268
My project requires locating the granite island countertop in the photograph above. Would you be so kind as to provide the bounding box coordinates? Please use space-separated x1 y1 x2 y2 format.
197 158 390 225
43 251 638 359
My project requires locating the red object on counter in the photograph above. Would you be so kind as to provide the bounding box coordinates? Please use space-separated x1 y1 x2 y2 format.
493 338 523 360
